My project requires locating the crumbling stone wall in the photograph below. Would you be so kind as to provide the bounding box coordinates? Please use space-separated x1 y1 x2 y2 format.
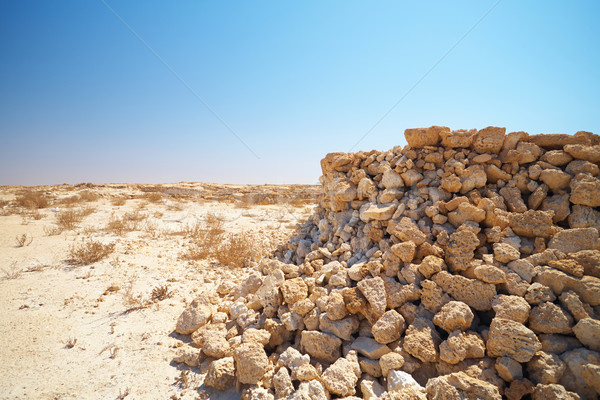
176 126 600 400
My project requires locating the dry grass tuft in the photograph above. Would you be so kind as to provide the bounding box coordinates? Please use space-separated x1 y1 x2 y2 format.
68 239 115 265
140 191 163 203
15 190 50 209
56 209 85 230
15 233 33 247
2 261 21 280
44 225 63 236
150 284 174 302
214 232 261 268
111 196 127 206
105 211 146 235
65 337 77 349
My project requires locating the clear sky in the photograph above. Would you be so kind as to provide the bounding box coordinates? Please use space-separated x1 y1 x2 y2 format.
1 1 599 186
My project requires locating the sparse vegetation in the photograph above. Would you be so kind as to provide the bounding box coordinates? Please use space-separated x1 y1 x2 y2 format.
105 211 146 235
111 196 127 206
68 239 115 265
43 225 62 236
15 233 33 247
65 337 77 349
150 284 174 302
15 190 50 209
56 209 83 230
117 387 130 399
2 261 21 280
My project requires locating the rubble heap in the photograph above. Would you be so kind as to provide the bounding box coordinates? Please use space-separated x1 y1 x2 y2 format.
175 126 600 400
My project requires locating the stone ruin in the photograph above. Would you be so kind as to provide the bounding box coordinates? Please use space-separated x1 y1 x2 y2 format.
174 126 600 400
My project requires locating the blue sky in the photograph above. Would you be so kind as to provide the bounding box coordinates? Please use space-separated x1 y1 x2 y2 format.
1 1 599 185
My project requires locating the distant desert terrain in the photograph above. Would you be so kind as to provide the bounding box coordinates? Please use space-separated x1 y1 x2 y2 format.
0 182 319 400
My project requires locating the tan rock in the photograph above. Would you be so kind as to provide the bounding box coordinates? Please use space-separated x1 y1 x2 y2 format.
548 227 600 254
357 276 387 319
570 173 600 207
361 377 386 399
390 241 417 263
500 186 527 213
542 193 571 223
440 129 476 148
372 310 406 344
559 290 591 321
495 356 523 382
529 133 590 149
233 342 269 384
387 217 427 245
273 367 294 399
432 301 474 333
401 169 424 187
403 318 441 363
487 318 542 363
175 303 212 335
541 150 573 166
433 271 496 311
528 302 573 335
539 169 572 191
352 336 392 359
508 210 557 238
380 352 405 377
445 229 480 272
280 277 308 305
564 144 600 163
569 205 600 231
381 169 405 189
426 371 502 400
486 164 512 183
359 357 382 378
418 255 446 278
492 295 530 324
572 318 600 351
404 126 445 148
532 384 580 400
568 249 600 278
439 331 485 364
358 177 377 199
360 202 398 222
474 265 506 284
319 314 359 341
548 259 584 278
441 174 462 193
567 159 600 176
494 242 521 263
527 351 566 384
447 202 486 226
505 379 534 400
561 347 600 399
300 330 341 363
205 357 236 391
581 364 600 396
472 126 506 154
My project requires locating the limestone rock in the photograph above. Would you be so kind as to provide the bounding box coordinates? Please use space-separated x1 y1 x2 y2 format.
508 210 557 238
321 351 361 397
300 331 341 363
527 351 566 384
351 336 392 359
492 295 530 324
357 277 387 319
581 364 600 396
388 369 424 393
472 126 506 154
539 169 572 191
564 144 600 163
548 227 599 254
528 302 573 334
404 126 445 148
474 265 506 284
495 356 523 382
433 271 496 311
205 356 236 391
175 303 212 335
273 367 294 399
360 202 398 222
569 205 600 231
445 230 480 272
280 277 308 305
426 371 502 400
561 347 600 400
439 331 485 364
570 173 600 207
572 318 600 351
390 241 417 263
494 242 521 263
380 352 405 377
382 169 405 190
432 301 474 333
532 384 580 400
487 318 542 363
440 128 476 148
372 310 406 344
403 318 441 363
319 314 359 341
233 342 269 384
387 217 427 245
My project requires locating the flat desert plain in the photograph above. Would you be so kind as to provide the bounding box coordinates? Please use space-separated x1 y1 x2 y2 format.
0 183 319 400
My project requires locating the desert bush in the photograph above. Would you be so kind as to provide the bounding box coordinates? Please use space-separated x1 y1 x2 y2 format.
214 232 261 268
15 190 50 209
68 239 115 265
141 191 163 203
44 225 63 236
181 214 226 261
110 196 127 206
56 209 84 230
78 190 99 202
15 233 32 247
105 211 146 235
151 284 174 302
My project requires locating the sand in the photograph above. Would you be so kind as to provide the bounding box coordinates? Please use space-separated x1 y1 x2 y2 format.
0 183 318 400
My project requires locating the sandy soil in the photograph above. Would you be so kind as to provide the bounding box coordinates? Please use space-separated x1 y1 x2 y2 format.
0 183 318 400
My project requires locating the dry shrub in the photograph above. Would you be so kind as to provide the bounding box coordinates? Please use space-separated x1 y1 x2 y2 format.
44 225 62 236
78 190 99 202
151 284 174 302
56 209 84 230
16 190 50 209
141 191 163 203
2 261 21 280
15 234 32 247
111 196 127 206
214 232 261 268
105 211 146 235
68 239 115 265
182 214 225 261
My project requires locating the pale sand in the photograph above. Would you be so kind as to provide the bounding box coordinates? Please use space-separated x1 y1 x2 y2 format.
0 183 317 400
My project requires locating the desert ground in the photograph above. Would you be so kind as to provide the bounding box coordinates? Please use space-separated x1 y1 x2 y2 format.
0 183 319 400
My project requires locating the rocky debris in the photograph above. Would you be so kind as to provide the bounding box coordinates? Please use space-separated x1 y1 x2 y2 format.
174 126 600 399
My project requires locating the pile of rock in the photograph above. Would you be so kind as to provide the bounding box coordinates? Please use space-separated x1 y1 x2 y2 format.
175 126 600 400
